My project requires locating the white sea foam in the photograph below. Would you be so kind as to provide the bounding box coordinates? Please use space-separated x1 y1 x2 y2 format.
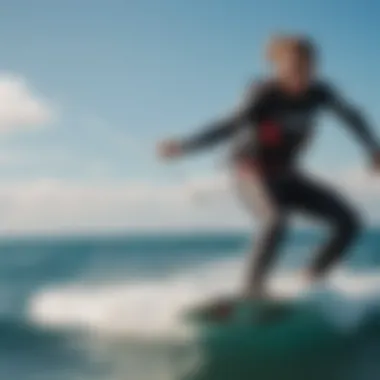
28 255 380 340
27 257 243 341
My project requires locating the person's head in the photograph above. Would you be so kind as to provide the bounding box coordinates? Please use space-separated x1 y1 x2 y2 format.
266 35 317 92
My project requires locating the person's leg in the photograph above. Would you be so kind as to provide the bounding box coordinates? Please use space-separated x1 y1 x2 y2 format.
290 173 362 280
235 168 288 297
247 214 287 296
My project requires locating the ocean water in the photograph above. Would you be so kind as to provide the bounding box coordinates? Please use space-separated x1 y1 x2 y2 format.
1 229 380 380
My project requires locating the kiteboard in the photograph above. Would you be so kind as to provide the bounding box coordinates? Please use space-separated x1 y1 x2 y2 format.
183 295 298 326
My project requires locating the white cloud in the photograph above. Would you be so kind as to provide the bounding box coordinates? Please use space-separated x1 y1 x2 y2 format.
0 73 54 132
323 167 380 222
331 167 380 197
0 175 241 234
0 167 379 235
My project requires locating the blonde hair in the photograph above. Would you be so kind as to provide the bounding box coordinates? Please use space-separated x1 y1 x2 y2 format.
266 34 317 63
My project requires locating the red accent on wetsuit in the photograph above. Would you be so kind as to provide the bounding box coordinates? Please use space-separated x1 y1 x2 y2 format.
259 121 281 146
234 121 283 176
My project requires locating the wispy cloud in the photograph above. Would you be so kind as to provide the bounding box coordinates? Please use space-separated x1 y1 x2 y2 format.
0 175 239 234
0 167 378 235
0 73 55 132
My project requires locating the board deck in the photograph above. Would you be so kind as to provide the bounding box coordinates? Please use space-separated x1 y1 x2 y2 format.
184 295 298 325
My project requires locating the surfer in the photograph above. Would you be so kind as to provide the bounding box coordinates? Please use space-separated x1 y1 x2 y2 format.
157 35 380 298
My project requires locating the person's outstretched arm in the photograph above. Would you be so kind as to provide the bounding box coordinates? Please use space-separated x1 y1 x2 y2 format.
178 112 246 154
157 82 263 159
323 84 380 163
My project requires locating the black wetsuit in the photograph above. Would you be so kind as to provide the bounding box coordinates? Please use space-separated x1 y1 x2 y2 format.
180 79 379 293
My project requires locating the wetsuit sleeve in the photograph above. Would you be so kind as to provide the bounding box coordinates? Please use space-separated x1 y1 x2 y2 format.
322 84 380 154
180 82 262 154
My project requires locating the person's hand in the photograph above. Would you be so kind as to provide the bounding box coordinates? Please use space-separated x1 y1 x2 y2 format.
370 150 380 173
156 139 183 160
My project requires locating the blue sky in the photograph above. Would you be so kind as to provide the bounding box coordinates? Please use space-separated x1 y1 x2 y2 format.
0 0 379 233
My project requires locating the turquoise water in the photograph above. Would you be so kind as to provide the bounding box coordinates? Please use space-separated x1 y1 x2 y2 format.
0 230 380 379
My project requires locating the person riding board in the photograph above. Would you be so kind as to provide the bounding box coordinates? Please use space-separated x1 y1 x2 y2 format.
157 35 380 299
